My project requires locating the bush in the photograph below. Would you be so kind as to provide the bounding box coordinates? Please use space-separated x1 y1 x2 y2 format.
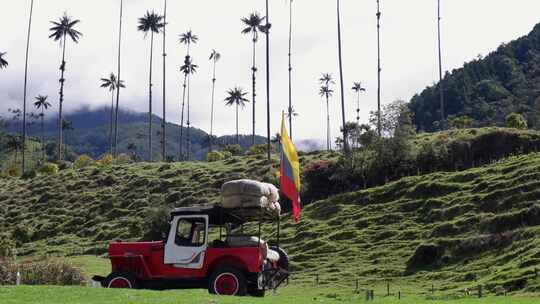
96 154 114 167
0 237 16 260
114 153 133 165
142 206 171 241
248 144 268 155
21 170 37 180
506 113 528 130
206 151 224 162
11 225 32 245
0 259 85 285
221 151 233 159
57 161 73 171
222 144 243 156
37 163 59 175
74 155 94 169
4 164 20 177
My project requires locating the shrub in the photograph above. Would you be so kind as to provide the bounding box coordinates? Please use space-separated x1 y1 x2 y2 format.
4 164 20 177
74 155 94 169
57 161 73 171
221 151 233 159
37 163 59 175
96 154 114 167
0 237 16 260
506 113 528 130
11 225 32 245
302 160 340 202
206 151 224 162
222 144 243 156
114 153 133 165
21 169 37 180
0 259 85 286
248 144 268 155
142 206 171 241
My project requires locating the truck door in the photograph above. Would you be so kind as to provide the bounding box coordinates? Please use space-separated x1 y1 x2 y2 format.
164 215 208 269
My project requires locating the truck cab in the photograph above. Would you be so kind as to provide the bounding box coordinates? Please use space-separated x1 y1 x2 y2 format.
94 205 289 296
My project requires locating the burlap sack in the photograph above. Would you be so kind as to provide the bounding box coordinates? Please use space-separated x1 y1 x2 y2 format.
221 179 270 197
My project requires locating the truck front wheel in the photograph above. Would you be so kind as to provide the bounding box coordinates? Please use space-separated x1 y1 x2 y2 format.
208 267 247 296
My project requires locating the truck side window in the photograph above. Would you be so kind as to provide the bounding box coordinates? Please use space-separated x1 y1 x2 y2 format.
175 218 206 247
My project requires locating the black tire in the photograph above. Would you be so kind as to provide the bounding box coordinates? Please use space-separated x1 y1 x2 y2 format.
270 246 289 271
102 271 139 289
208 266 247 296
250 288 266 297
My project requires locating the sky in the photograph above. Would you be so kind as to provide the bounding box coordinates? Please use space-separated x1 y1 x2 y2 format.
1 0 540 146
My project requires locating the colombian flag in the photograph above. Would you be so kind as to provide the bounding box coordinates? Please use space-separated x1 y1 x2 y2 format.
280 113 301 223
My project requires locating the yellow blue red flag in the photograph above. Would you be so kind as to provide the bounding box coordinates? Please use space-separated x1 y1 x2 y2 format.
280 113 301 223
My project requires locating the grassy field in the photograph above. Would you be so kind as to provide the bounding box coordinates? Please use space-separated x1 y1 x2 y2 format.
1 129 540 298
1 285 539 304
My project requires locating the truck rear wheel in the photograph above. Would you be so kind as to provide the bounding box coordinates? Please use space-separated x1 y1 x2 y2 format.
103 272 139 289
208 267 247 296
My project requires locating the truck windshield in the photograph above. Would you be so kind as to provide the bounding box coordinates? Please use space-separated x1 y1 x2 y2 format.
175 218 206 247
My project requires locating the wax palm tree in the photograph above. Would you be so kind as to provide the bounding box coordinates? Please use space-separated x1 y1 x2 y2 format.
0 52 7 69
61 119 74 158
264 0 272 161
319 85 334 151
101 73 125 154
138 11 164 162
34 95 51 161
336 0 349 154
21 0 35 173
225 87 249 145
285 106 299 120
209 49 221 152
241 12 266 146
161 0 168 161
437 0 445 123
178 30 198 161
180 57 198 160
113 0 124 157
287 0 294 139
49 13 82 161
352 82 366 125
376 0 382 137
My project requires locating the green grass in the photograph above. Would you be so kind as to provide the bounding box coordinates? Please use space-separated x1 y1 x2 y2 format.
1 285 539 304
2 129 540 298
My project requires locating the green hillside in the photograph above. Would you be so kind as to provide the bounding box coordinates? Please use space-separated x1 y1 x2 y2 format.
409 23 540 131
1 130 540 296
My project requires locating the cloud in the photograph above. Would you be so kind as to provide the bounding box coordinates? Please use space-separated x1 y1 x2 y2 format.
1 0 540 141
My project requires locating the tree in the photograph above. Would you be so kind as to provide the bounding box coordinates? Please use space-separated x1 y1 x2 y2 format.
179 56 198 161
286 106 299 120
225 87 249 145
241 12 266 146
437 0 445 122
0 52 8 69
449 115 473 129
369 99 410 137
21 0 35 174
101 73 125 154
6 136 23 165
376 0 382 137
33 95 51 161
49 13 82 161
179 30 198 161
506 113 527 130
352 82 366 125
209 49 221 152
113 0 124 158
61 119 74 159
336 0 349 155
138 11 164 162
287 0 294 139
264 0 272 162
319 73 335 150
161 0 168 162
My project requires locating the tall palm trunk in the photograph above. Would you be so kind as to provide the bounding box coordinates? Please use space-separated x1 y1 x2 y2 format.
113 0 123 157
336 0 349 154
187 75 191 160
109 89 115 154
179 74 187 160
57 34 67 161
41 108 45 161
236 103 239 145
161 0 167 161
251 36 257 146
437 0 445 122
265 0 271 161
22 0 34 173
288 0 293 140
356 91 360 125
326 97 330 151
148 31 155 162
209 58 217 152
376 0 382 137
